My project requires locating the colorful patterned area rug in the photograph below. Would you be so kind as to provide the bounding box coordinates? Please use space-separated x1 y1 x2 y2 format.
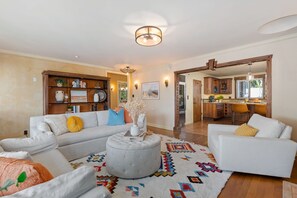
71 135 232 198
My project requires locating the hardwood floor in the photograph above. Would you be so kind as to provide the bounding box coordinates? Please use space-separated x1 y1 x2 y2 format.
148 118 297 198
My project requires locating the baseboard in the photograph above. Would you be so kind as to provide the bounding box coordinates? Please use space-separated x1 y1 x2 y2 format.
147 122 173 131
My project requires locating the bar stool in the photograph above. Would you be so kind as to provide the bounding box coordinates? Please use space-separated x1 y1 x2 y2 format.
254 105 267 116
231 104 250 124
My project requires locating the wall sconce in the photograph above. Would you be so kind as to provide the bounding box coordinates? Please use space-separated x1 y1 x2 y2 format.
110 86 114 91
134 83 138 90
165 79 169 87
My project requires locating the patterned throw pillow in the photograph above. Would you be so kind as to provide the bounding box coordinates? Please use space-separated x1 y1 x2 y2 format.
67 116 84 132
235 123 259 136
44 115 68 136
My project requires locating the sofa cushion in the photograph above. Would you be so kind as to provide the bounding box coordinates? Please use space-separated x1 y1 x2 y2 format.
107 109 125 126
66 112 98 129
0 145 3 152
7 166 97 198
0 151 32 160
57 124 132 147
279 126 292 140
31 149 73 177
67 116 84 132
0 157 53 196
44 115 68 136
37 122 51 132
0 132 58 155
248 114 286 138
96 110 109 126
235 124 258 136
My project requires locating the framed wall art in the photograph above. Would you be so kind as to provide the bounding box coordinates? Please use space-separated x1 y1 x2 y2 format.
141 81 160 100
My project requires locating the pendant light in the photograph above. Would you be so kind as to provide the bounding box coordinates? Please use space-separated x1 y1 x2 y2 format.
246 62 254 81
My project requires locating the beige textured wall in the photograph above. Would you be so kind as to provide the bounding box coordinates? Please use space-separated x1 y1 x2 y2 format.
107 73 128 109
0 53 107 139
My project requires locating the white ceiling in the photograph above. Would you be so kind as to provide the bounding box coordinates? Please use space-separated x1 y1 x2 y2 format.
0 0 297 69
199 62 267 77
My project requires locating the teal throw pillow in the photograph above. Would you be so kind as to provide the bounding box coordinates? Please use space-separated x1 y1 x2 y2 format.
107 109 125 126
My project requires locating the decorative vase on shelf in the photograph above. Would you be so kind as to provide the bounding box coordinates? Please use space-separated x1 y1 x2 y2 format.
94 93 99 103
55 91 64 103
130 124 140 136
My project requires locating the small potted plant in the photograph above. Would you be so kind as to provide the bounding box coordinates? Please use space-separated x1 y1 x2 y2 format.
55 79 65 87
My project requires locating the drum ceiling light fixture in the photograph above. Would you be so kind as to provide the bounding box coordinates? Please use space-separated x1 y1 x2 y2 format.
135 26 162 46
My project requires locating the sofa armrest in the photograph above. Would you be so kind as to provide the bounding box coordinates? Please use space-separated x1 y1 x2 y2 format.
0 132 57 155
208 124 239 134
30 127 52 137
219 135 297 177
7 166 102 198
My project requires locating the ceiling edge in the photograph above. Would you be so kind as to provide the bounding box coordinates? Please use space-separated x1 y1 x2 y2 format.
0 49 112 70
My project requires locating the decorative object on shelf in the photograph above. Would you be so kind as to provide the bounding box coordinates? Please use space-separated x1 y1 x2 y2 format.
98 90 107 102
135 26 162 46
120 66 136 74
209 95 215 102
55 79 65 87
72 79 80 88
123 97 145 136
64 93 69 103
94 93 99 103
70 90 87 103
94 81 101 88
142 81 160 100
91 104 98 111
80 81 87 88
246 62 254 81
55 91 64 103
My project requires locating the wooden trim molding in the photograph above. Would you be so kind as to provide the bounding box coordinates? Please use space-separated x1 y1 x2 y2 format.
173 55 273 130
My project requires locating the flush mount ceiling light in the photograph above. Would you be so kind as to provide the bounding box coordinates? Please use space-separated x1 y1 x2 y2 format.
258 14 297 34
135 26 162 46
120 66 136 74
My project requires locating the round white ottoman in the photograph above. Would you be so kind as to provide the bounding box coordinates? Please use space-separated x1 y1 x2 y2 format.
106 133 161 179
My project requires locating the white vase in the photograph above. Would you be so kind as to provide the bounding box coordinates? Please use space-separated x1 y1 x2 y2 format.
55 91 64 102
130 124 140 136
94 93 99 103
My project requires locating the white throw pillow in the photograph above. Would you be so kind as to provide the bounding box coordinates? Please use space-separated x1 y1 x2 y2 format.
248 114 286 138
37 121 51 132
9 166 98 198
0 151 32 160
97 111 109 126
279 126 292 139
44 115 68 136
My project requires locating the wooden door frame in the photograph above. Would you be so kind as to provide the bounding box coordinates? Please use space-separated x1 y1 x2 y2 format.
174 54 273 130
193 79 202 122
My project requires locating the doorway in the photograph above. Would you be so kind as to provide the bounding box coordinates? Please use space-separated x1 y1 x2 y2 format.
193 80 202 122
174 55 272 130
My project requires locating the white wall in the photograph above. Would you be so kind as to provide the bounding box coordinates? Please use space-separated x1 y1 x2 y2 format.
135 34 297 141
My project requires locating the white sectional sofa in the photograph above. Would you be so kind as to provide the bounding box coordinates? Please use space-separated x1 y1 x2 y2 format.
30 111 147 161
208 114 297 178
0 132 111 198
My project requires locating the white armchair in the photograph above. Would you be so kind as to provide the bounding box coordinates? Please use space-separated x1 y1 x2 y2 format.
208 114 297 178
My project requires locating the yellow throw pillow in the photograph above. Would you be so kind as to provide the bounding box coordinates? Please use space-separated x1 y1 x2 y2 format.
67 116 83 132
235 123 258 136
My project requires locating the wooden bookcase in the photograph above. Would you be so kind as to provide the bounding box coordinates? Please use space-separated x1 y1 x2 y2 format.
43 70 110 114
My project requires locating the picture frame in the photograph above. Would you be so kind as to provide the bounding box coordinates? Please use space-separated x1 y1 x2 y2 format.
141 81 160 100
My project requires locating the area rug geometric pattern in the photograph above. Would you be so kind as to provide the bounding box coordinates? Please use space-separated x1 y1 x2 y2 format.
71 134 232 198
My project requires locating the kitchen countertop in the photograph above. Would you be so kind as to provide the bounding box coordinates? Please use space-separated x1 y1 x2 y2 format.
203 101 267 105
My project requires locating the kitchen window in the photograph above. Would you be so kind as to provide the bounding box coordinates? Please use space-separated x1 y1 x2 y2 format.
235 74 265 99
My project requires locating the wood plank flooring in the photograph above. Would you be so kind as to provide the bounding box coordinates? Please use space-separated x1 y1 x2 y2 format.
148 118 296 198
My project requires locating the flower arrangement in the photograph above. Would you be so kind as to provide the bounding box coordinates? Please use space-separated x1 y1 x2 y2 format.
123 97 145 126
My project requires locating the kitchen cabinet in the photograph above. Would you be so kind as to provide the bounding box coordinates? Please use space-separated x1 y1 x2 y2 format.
204 77 220 94
203 103 224 119
220 78 232 94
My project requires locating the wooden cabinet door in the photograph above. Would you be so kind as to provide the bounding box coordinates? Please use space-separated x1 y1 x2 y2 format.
213 79 220 94
204 77 211 94
193 80 202 122
203 103 212 118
